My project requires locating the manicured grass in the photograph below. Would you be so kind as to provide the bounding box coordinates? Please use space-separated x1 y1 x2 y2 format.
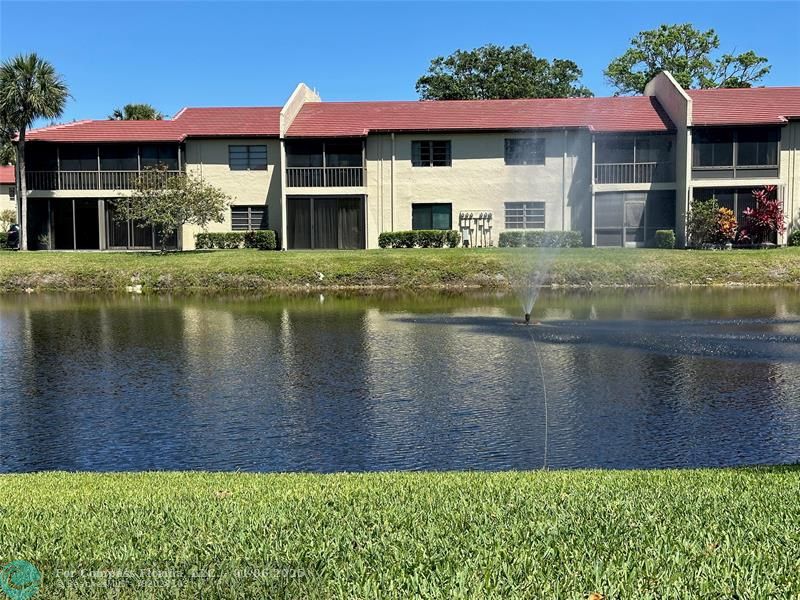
1 469 799 598
2 247 800 292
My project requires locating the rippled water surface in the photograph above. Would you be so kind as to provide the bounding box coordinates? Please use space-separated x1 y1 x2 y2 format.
2 289 800 472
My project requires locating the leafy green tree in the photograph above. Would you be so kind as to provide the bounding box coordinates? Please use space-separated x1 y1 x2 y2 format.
605 24 770 95
114 166 230 252
109 103 163 120
687 197 721 247
0 107 15 165
416 44 592 100
0 53 69 250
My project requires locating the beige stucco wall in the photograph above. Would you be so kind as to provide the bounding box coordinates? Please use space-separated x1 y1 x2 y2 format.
780 121 800 239
362 130 593 249
182 137 281 250
645 71 692 247
0 184 16 224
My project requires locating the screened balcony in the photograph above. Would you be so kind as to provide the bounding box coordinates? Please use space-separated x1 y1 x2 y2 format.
594 134 675 184
24 143 183 191
285 140 364 188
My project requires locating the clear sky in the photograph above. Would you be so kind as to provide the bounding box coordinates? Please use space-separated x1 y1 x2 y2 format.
1 1 798 123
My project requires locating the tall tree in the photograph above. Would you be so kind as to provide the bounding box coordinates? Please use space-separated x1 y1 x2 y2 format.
115 166 230 253
0 108 15 165
109 103 163 120
0 54 69 250
416 44 592 100
605 24 771 95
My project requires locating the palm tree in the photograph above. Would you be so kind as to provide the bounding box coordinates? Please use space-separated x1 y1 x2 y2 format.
109 103 163 120
0 54 68 250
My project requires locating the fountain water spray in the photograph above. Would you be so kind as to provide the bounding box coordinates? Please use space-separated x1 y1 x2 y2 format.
512 243 563 469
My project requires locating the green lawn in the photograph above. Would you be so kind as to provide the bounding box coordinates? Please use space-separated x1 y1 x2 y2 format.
1 469 798 598
2 247 800 292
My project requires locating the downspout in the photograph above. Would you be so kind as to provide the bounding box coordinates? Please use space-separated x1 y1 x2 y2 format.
562 128 567 231
391 132 395 231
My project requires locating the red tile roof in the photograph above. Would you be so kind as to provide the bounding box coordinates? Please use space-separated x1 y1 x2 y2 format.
172 107 281 138
688 87 800 126
25 107 281 143
0 165 14 185
286 96 675 137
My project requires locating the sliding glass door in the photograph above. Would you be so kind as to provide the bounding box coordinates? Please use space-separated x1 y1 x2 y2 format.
288 196 365 250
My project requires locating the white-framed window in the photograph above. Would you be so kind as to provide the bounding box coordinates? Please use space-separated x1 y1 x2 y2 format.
505 201 545 229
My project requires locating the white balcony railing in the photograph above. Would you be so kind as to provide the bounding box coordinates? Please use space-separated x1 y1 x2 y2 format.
25 170 182 191
594 162 674 185
286 166 364 188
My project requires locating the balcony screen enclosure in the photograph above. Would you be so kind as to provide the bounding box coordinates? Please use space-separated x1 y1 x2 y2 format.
287 196 365 249
594 190 675 247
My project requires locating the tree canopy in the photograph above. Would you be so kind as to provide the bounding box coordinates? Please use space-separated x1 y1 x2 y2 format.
605 24 771 95
0 53 69 248
416 44 592 100
109 103 164 120
115 166 230 252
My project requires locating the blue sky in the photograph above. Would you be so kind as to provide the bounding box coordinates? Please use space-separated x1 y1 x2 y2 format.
1 1 798 123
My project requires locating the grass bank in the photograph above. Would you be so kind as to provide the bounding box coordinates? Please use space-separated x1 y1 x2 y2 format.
1 468 798 598
2 247 800 292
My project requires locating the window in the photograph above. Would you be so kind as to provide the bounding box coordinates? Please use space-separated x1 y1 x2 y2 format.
231 205 268 230
100 144 138 171
229 145 268 170
504 138 545 165
141 144 178 170
693 130 734 167
59 145 97 171
737 128 779 166
504 202 545 229
412 203 452 230
412 141 451 167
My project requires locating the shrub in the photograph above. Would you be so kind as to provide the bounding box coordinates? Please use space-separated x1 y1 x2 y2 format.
0 231 7 248
687 197 720 246
195 232 244 249
653 230 676 249
789 229 800 247
0 208 16 231
739 185 785 245
498 230 583 248
243 230 277 250
716 207 737 243
378 230 460 248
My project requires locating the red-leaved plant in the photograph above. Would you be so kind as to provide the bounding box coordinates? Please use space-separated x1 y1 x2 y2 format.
739 185 785 244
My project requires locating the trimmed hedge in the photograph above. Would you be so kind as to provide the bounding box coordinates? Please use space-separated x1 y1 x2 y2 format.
195 232 244 249
789 229 800 247
653 230 676 249
195 231 277 250
379 230 461 249
243 230 277 250
498 230 583 248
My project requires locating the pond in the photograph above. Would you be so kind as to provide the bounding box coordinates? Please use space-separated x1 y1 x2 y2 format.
1 288 800 473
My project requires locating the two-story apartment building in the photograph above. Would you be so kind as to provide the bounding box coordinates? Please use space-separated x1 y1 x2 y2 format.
14 71 800 250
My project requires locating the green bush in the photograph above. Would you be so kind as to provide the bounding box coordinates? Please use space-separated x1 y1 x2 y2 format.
195 232 244 249
789 229 800 247
243 230 277 250
653 230 676 249
0 231 7 248
378 230 460 248
498 230 583 248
